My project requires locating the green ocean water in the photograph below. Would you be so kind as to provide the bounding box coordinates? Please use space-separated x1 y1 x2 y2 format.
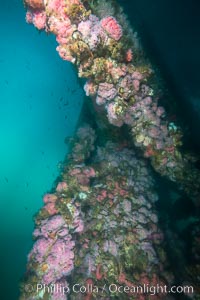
0 2 83 299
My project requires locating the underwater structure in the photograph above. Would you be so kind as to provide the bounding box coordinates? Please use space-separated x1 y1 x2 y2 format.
20 0 200 299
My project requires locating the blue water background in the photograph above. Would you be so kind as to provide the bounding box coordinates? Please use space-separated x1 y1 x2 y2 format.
0 2 83 299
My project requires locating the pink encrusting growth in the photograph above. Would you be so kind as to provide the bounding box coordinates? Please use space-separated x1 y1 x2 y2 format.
21 179 84 299
32 11 46 30
96 82 118 105
43 193 58 215
125 48 133 62
56 181 68 192
78 15 102 50
24 0 44 10
100 16 123 41
30 215 75 284
66 128 175 300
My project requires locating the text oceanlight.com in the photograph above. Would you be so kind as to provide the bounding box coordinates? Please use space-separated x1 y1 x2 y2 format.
25 282 194 296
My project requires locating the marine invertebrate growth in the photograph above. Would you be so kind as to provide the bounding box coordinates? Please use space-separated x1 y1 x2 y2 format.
24 0 44 10
70 138 174 300
20 184 84 299
23 0 200 204
21 1 200 299
20 125 177 300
